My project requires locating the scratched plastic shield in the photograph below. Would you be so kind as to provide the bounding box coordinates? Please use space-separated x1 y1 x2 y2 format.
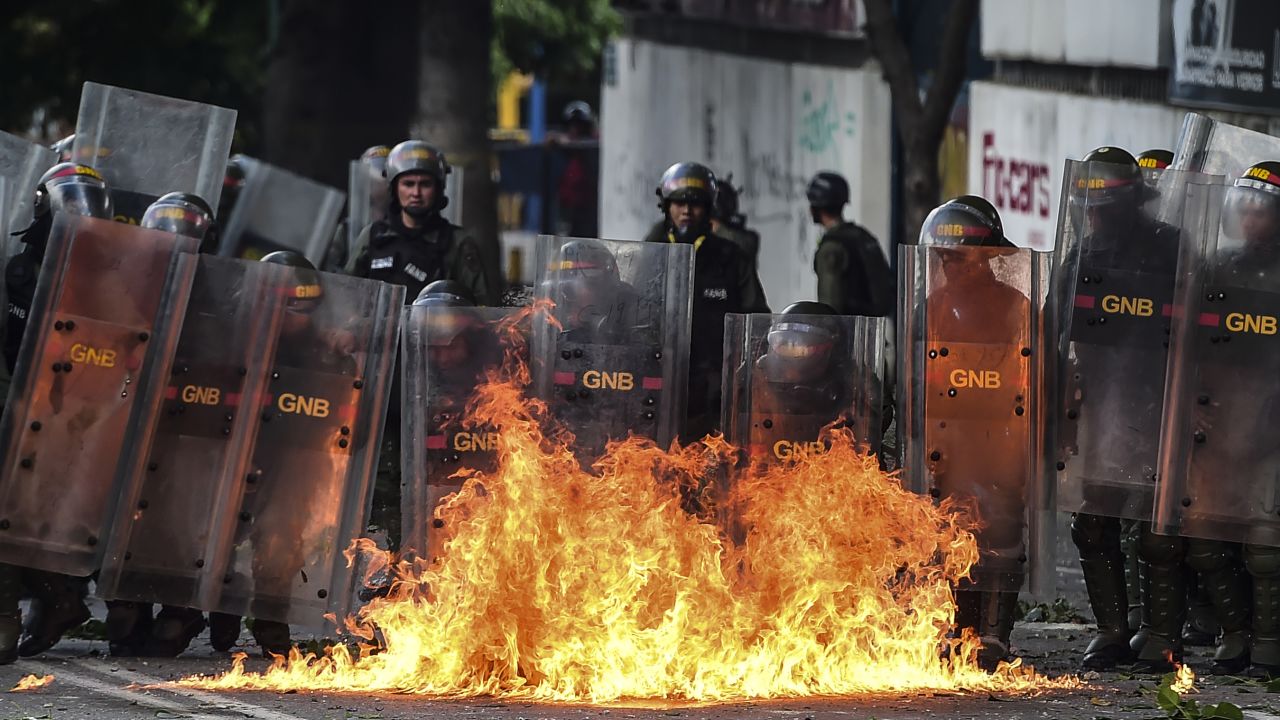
0 215 196 576
530 236 693 462
898 243 1056 596
1051 160 1224 520
218 156 345 266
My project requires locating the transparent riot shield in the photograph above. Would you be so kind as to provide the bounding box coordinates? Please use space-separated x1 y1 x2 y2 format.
898 244 1056 596
1052 161 1224 519
72 82 236 224
214 271 403 627
1155 181 1280 547
530 236 694 462
0 131 57 241
442 165 463 225
1173 113 1280 183
218 156 345 265
0 215 197 575
96 257 283 610
346 160 390 264
400 305 526 562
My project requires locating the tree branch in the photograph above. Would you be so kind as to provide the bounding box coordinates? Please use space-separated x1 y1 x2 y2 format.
919 0 979 148
862 0 922 137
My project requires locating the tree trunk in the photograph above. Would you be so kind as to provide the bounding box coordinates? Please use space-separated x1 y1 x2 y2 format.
415 0 502 293
263 0 419 188
902 140 941 246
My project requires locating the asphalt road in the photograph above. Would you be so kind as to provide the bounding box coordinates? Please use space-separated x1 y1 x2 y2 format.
2 620 1279 720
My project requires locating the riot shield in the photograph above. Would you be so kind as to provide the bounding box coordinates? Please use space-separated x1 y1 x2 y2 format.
0 131 57 241
218 157 345 265
72 82 236 224
96 257 283 610
1154 181 1280 547
1052 161 1224 519
530 236 693 462
214 270 402 627
442 164 463 225
898 243 1055 596
1173 113 1280 183
0 215 196 575
346 160 390 265
400 305 525 562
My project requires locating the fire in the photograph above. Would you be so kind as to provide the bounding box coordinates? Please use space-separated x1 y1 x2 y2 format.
10 674 54 692
179 322 1075 701
1170 654 1196 694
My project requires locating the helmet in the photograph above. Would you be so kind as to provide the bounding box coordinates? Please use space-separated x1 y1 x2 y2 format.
563 101 594 125
360 145 391 177
1137 149 1173 171
1072 146 1144 206
762 301 840 382
806 172 850 210
141 192 214 242
1223 161 1280 243
34 162 112 220
919 195 1010 247
220 155 249 218
50 135 75 162
548 239 621 328
549 238 619 281
656 162 717 208
261 250 323 312
413 279 475 308
713 174 745 227
386 141 449 188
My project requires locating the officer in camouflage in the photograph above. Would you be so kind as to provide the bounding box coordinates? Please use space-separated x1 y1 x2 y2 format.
710 175 760 270
807 171 893 318
643 162 769 441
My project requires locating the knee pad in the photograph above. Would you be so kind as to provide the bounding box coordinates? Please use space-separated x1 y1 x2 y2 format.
1072 513 1120 556
1245 544 1280 578
1137 525 1184 567
1186 538 1240 575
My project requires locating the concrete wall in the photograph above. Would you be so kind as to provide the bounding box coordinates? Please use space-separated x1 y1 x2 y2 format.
600 37 892 309
967 81 1187 250
982 0 1170 68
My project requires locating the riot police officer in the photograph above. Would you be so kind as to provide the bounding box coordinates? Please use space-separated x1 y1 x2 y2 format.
644 162 769 441
807 171 893 317
711 175 760 269
1 163 112 661
913 196 1028 671
346 140 491 304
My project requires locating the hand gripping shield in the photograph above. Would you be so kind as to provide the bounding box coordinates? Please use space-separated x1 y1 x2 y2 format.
214 271 403 627
898 244 1056 596
400 305 526 562
217 157 345 265
1052 160 1224 519
1154 181 1280 547
0 215 196 575
346 160 390 267
72 82 236 224
96 256 284 610
531 236 694 462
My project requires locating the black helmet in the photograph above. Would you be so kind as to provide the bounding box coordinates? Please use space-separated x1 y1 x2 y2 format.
762 301 840 382
386 141 449 188
563 100 594 125
806 172 850 210
549 238 619 281
1137 149 1173 171
34 162 112 220
261 250 323 312
548 239 621 328
141 192 214 243
413 279 475 308
1072 146 1144 206
1223 161 1280 242
713 173 745 227
656 162 717 208
919 195 1010 247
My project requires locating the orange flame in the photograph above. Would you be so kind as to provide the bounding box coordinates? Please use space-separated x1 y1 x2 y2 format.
179 315 1076 701
10 674 54 692
1169 653 1196 694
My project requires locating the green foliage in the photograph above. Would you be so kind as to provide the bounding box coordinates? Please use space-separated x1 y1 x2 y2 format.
0 0 267 146
493 0 620 84
1154 672 1244 720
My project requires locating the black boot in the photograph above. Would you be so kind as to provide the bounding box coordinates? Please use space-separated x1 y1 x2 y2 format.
18 570 90 657
0 564 22 664
106 601 153 657
1245 544 1280 679
145 606 206 657
209 613 241 652
1188 539 1251 676
1132 532 1186 674
250 619 291 657
1183 570 1220 647
1079 555 1134 669
975 591 1019 672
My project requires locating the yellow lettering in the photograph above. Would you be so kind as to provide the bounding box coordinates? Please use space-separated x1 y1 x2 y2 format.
453 432 499 452
949 369 1002 389
773 440 826 460
1225 312 1278 335
180 385 221 405
1100 294 1154 316
69 343 116 368
278 393 331 417
581 370 635 391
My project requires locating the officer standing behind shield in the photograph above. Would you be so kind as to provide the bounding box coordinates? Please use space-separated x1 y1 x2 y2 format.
808 171 894 318
710 176 760 270
347 140 493 550
643 162 769 441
